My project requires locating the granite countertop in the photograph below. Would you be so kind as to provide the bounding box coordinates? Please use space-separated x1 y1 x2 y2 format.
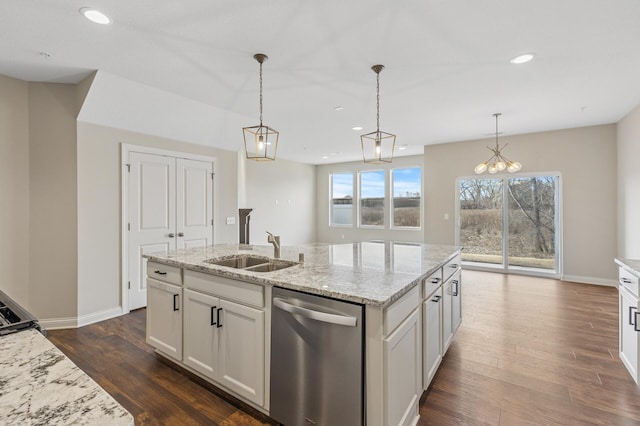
0 329 133 426
615 258 640 277
144 241 461 306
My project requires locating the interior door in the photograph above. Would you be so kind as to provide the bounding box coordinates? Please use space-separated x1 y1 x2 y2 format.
128 152 176 310
176 158 213 249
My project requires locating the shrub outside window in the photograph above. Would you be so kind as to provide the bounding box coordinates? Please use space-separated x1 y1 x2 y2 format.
330 173 353 226
359 170 385 227
392 167 421 228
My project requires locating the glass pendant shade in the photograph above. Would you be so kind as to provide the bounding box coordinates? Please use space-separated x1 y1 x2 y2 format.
243 53 278 161
474 113 522 174
361 130 396 164
243 124 279 161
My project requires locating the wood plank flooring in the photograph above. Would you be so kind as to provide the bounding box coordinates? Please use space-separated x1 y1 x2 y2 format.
47 271 640 425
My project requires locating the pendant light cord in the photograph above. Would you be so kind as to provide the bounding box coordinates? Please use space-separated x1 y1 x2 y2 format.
259 61 263 126
376 71 380 133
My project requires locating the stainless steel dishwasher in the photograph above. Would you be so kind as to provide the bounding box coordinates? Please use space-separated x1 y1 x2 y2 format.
270 287 364 426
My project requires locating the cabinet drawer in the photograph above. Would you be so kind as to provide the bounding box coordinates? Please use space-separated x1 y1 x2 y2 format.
384 285 420 337
443 253 462 283
184 270 264 308
422 269 442 299
620 267 640 297
147 262 182 286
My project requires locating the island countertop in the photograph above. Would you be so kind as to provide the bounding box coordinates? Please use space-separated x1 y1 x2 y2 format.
143 241 461 306
0 329 133 425
615 258 640 277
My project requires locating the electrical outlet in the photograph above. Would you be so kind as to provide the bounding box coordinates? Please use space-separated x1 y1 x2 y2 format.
226 217 235 225
444 213 449 220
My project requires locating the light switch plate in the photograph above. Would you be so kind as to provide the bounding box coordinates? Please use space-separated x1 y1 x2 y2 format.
226 217 236 225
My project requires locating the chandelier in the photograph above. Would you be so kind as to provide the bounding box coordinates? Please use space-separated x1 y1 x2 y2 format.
361 65 396 164
474 113 522 174
243 53 279 161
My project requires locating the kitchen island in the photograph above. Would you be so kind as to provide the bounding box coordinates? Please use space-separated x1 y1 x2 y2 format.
0 329 133 425
144 241 462 426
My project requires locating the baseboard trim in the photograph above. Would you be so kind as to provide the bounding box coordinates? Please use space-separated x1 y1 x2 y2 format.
561 275 618 287
39 306 125 330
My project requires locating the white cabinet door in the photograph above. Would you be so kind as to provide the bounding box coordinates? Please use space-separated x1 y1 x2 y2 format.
176 159 213 250
183 289 219 379
451 271 462 334
129 152 176 310
620 286 640 384
423 288 442 389
146 278 182 361
442 280 454 353
384 308 421 426
218 299 265 406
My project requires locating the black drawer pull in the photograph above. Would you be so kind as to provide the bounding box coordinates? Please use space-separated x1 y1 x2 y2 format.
630 306 638 326
173 294 179 311
431 295 441 303
452 280 459 296
216 308 223 328
430 277 441 284
210 306 217 326
635 312 640 332
154 270 167 276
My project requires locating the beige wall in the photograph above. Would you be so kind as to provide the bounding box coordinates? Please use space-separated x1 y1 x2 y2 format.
239 155 316 245
315 155 425 244
425 124 617 284
0 75 30 306
76 122 239 318
617 104 640 258
28 82 81 319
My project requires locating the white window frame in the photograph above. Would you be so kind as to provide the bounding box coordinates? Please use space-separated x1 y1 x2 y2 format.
358 169 386 229
329 172 355 227
390 166 423 231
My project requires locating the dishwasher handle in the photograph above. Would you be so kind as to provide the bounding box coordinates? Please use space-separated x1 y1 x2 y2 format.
273 297 358 327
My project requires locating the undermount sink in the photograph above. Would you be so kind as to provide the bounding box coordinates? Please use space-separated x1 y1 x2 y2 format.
205 255 298 273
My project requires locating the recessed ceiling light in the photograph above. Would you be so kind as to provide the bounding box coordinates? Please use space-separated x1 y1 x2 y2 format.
398 145 408 150
321 156 329 159
79 7 111 25
352 126 363 131
510 53 535 64
334 106 344 111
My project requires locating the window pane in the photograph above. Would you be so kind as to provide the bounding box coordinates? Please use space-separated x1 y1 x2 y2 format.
392 167 421 227
331 173 353 226
507 176 556 270
359 170 385 226
458 178 503 265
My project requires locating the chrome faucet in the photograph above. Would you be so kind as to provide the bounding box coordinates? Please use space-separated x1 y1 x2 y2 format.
266 231 281 258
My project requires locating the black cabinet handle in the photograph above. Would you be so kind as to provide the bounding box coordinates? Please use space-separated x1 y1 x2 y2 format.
216 308 223 328
630 306 637 326
210 306 217 326
173 294 179 311
621 278 632 284
452 280 459 296
635 312 640 332
449 263 459 269
154 270 167 276
430 277 441 284
431 295 441 303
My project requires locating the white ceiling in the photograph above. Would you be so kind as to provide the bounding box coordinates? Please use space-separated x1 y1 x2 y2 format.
2 0 640 164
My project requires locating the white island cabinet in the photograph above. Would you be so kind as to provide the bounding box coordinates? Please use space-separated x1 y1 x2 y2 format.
144 242 462 425
616 259 640 384
146 262 183 361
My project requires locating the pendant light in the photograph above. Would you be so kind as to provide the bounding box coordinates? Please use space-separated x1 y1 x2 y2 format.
361 65 396 164
243 53 279 161
474 113 522 174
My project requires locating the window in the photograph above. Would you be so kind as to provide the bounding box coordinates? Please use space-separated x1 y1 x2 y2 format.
359 170 385 227
391 167 421 228
330 173 353 226
457 174 560 275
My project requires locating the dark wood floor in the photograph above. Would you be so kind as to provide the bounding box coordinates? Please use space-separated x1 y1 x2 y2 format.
47 271 640 425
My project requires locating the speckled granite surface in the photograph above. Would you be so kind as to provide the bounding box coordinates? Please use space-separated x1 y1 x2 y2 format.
144 241 461 306
0 329 133 426
615 258 640 277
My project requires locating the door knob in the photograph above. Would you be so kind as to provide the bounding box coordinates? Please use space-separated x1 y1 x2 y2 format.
168 233 175 238
178 232 184 237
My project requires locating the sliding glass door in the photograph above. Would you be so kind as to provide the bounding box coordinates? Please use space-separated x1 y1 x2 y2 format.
457 174 560 275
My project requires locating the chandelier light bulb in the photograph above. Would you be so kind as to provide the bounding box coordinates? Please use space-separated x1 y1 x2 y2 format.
488 164 498 174
508 161 522 173
475 163 488 174
496 160 506 171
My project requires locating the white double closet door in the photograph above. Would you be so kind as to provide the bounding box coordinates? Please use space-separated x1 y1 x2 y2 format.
127 150 213 311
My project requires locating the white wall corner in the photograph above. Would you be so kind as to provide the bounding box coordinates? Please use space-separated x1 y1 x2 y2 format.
39 306 125 330
561 275 618 288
